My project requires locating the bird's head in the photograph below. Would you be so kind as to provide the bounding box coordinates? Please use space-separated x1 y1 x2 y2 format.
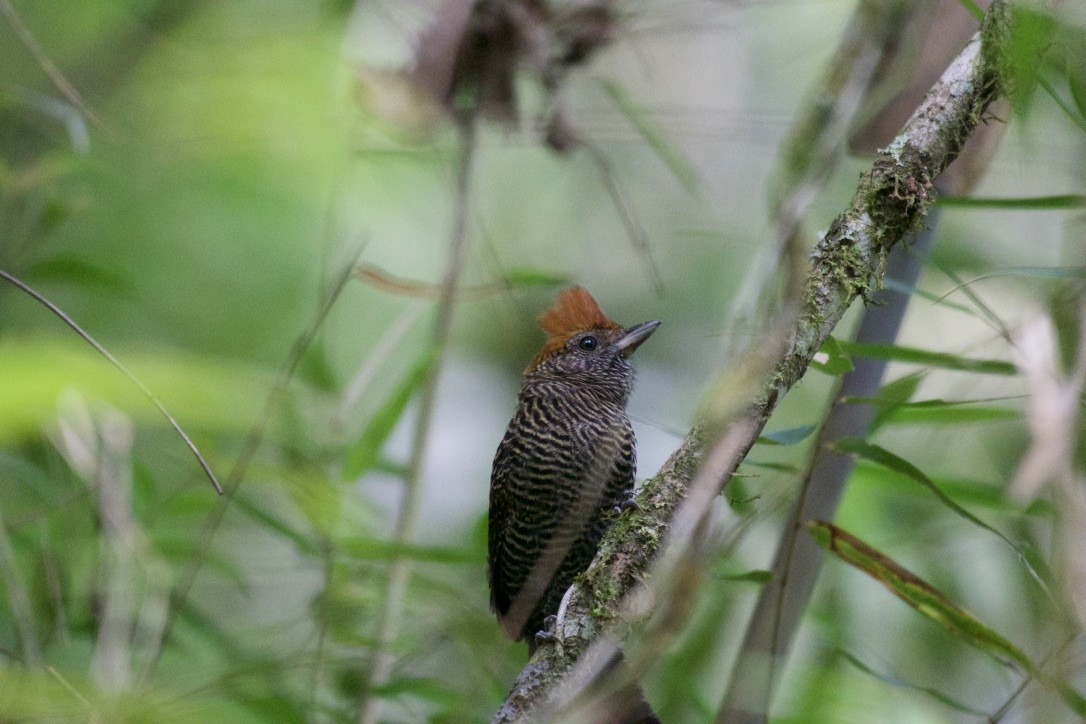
526 286 659 399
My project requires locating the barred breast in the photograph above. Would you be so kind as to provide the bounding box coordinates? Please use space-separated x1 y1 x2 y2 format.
488 384 636 644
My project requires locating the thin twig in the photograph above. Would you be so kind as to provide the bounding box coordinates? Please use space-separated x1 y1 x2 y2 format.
0 268 223 495
988 632 1080 722
356 107 480 724
47 665 98 721
0 0 113 136
339 302 426 423
584 142 666 297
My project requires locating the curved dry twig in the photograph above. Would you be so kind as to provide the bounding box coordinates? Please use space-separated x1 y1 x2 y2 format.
0 268 222 495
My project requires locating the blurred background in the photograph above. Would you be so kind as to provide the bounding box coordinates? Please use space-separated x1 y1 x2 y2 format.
1 0 1084 721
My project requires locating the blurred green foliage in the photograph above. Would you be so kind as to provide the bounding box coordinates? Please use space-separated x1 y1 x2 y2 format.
1 0 1084 721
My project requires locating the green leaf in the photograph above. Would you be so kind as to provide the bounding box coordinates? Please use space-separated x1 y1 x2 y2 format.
756 424 817 446
234 494 320 556
938 268 1086 309
1004 5 1058 118
936 195 1086 209
1069 53 1086 123
858 373 923 430
879 403 1019 426
725 476 754 513
810 336 853 375
23 258 130 292
926 257 1009 337
601 80 701 194
881 278 974 314
834 439 1052 600
343 350 436 478
338 536 474 564
838 649 988 716
835 340 1016 375
851 461 1032 512
808 521 1086 718
952 0 984 21
298 340 338 392
503 267 568 288
1039 75 1086 135
719 569 773 584
742 461 802 474
371 676 460 705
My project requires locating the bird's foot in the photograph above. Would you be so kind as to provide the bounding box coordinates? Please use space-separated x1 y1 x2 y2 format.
534 616 559 648
610 493 642 517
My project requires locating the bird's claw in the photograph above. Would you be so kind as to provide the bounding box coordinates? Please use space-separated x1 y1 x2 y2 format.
534 615 559 647
610 494 641 516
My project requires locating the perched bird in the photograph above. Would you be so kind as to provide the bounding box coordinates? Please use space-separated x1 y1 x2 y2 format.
488 286 659 647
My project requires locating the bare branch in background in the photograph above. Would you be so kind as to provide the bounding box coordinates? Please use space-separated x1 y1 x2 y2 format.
88 409 137 691
356 109 480 724
494 2 1013 718
51 396 176 695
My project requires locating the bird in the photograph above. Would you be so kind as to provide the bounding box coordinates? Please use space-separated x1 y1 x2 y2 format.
487 286 660 648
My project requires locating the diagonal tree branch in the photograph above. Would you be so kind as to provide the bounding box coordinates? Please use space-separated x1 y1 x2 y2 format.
494 2 1012 718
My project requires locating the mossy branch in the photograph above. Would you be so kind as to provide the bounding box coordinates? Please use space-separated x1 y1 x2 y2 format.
494 2 1011 719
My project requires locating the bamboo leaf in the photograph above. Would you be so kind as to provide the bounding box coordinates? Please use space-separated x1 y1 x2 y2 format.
926 258 1010 338
503 267 568 288
742 461 802 474
719 569 773 584
879 404 1018 425
0 269 223 493
834 439 1052 599
24 257 130 292
882 278 974 313
343 351 436 478
936 195 1086 209
938 268 1086 309
756 424 817 446
952 0 984 21
234 493 320 556
859 373 923 430
807 521 1030 668
809 521 1086 717
1070 54 1086 123
835 340 1016 375
601 80 701 194
371 676 460 705
838 649 988 716
338 536 474 564
810 336 853 375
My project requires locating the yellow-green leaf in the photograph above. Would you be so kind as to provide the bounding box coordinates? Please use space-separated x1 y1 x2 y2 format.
808 521 1086 717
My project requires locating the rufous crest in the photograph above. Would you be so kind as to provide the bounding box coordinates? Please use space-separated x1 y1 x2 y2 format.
528 287 621 368
539 286 620 340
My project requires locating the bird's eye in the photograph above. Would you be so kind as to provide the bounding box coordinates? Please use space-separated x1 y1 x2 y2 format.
578 335 598 351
